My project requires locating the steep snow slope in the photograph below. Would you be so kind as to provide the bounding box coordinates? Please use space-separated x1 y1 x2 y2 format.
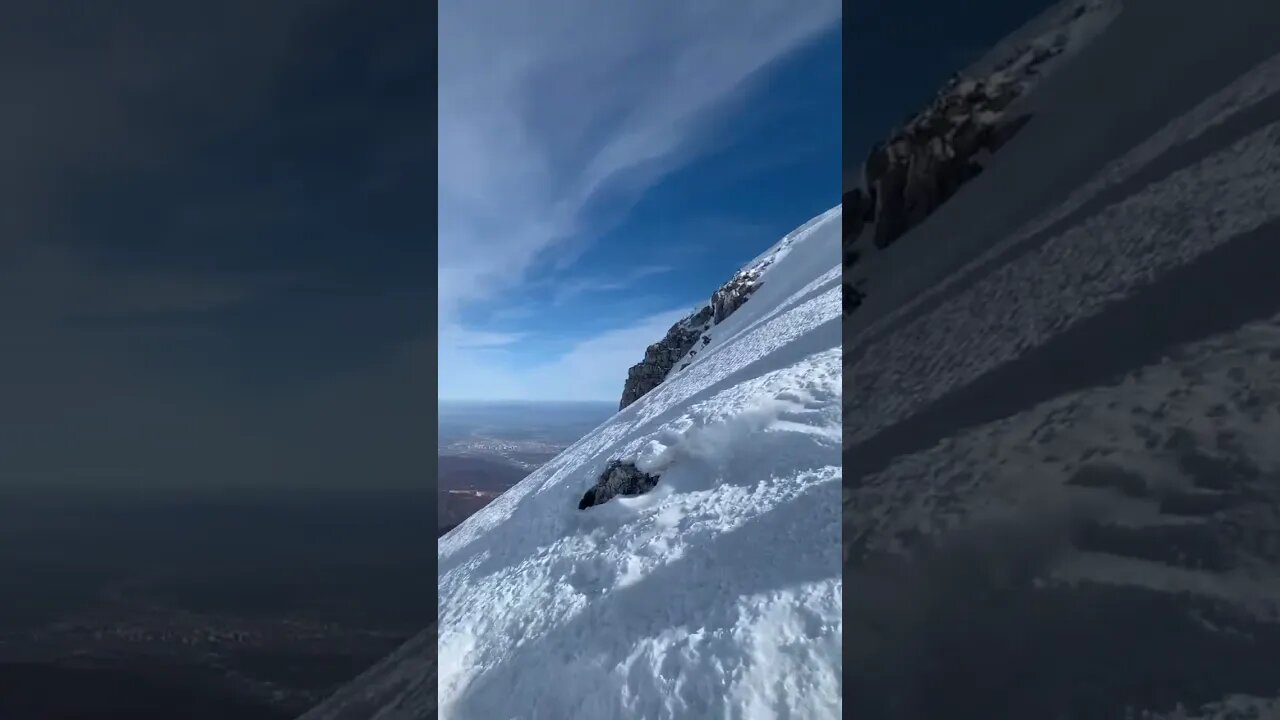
843 0 1280 718
302 206 843 720
842 0 1124 311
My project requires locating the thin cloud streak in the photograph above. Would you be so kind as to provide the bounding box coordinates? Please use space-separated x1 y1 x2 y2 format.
438 0 840 398
439 307 694 403
547 265 672 306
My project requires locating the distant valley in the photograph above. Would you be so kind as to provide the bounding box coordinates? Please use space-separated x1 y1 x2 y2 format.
437 455 529 532
437 401 615 535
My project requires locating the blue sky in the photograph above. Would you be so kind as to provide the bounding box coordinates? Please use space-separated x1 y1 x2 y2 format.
0 0 1057 489
438 1 842 402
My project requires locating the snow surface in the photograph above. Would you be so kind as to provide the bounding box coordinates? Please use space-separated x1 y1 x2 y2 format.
851 311 1280 608
435 203 844 717
859 46 1280 349
847 113 1280 447
962 0 1122 81
434 206 842 720
298 626 438 720
664 209 842 387
843 0 1122 300
304 206 843 720
843 0 1280 716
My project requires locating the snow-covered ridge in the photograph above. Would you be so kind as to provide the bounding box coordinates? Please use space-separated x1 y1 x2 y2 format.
435 205 842 719
302 205 844 720
842 0 1280 715
841 0 1121 315
620 206 837 409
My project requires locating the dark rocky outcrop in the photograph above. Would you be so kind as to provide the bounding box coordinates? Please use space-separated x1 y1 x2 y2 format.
619 260 772 409
618 305 712 410
842 18 1082 317
620 4 1090 406
851 67 1048 254
843 283 866 315
711 269 762 324
578 460 660 510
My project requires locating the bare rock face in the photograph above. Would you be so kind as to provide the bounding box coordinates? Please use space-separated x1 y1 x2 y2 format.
619 257 777 409
711 269 761 324
859 69 1037 254
578 460 660 510
618 306 713 410
841 10 1093 318
843 187 871 266
843 282 867 315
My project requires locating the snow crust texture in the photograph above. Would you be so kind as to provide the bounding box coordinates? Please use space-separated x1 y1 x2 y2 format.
304 207 843 720
436 206 842 720
620 225 799 410
841 0 1122 313
843 1 1280 717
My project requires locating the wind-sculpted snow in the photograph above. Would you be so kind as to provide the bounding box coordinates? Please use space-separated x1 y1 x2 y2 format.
860 48 1280 346
307 206 843 720
843 2 1280 716
439 357 842 719
435 206 842 720
846 312 1280 718
846 117 1280 448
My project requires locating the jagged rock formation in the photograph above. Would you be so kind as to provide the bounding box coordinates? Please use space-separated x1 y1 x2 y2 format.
619 258 773 409
619 306 713 410
842 0 1280 714
841 2 1110 316
711 267 762 323
845 80 1032 252
578 460 660 510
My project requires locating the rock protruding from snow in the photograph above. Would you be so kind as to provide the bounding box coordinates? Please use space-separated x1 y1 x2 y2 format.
842 0 1280 714
578 460 660 510
842 1 1119 316
846 49 1052 252
711 268 762 324
303 205 843 720
620 242 792 409
619 306 713 410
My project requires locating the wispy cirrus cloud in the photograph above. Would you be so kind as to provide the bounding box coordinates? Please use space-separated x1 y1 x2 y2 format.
438 0 840 400
546 265 673 306
438 307 695 403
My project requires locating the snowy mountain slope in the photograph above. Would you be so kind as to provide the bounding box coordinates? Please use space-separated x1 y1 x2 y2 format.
841 0 1123 311
661 209 842 388
619 208 840 410
844 0 1280 343
960 0 1122 79
843 0 1280 717
302 207 843 720
297 626 437 720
